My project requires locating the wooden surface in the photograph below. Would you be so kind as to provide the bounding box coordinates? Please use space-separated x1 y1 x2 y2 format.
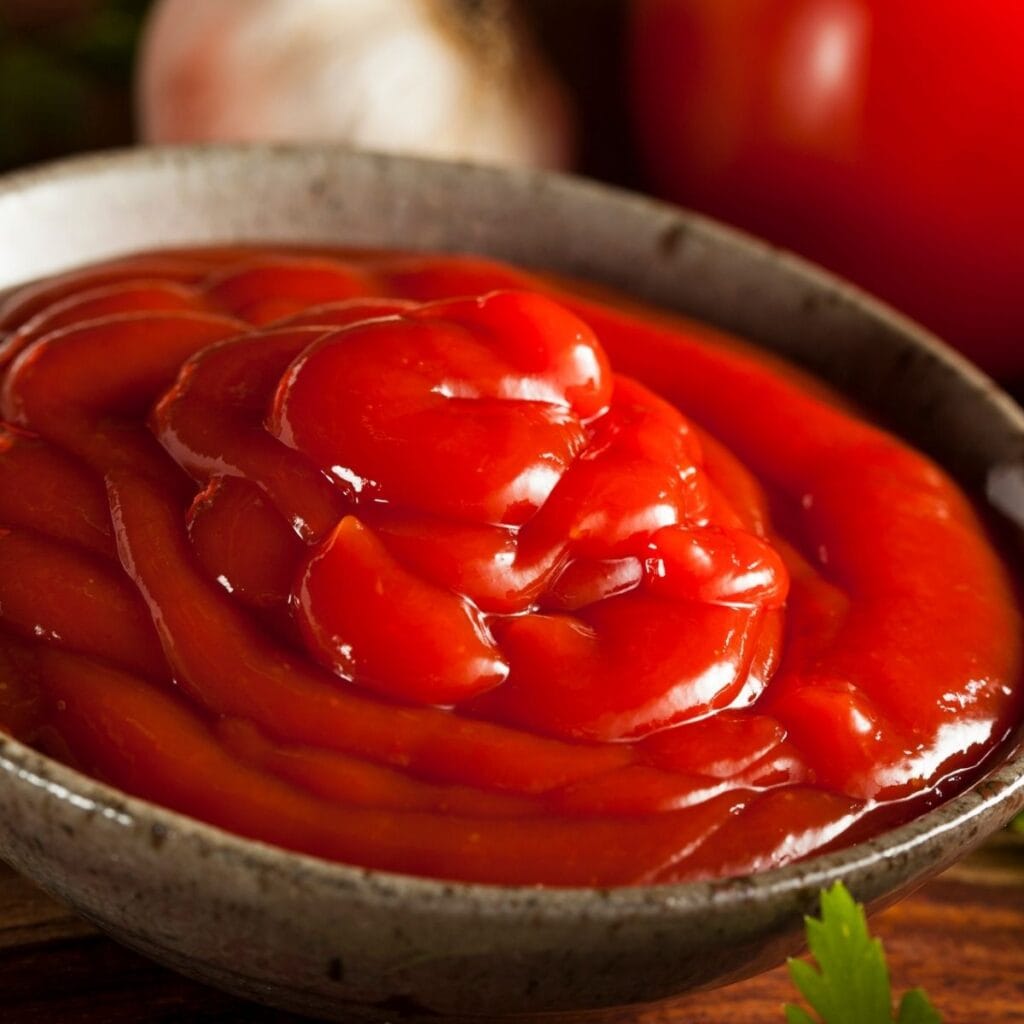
2 836 1023 1023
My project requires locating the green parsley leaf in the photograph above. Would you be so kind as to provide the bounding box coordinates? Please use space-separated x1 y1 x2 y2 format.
783 882 942 1024
896 989 942 1024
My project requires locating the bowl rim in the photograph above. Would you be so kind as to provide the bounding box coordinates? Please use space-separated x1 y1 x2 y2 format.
2 142 1024 917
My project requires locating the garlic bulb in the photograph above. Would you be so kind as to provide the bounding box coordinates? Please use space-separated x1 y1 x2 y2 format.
137 0 574 169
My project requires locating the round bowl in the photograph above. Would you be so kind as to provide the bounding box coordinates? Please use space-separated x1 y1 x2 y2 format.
0 145 1022 1023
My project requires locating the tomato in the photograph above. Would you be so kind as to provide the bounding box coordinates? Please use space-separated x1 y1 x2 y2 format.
629 0 1024 377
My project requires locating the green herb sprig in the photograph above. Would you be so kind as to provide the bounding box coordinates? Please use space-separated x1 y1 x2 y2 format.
785 882 941 1024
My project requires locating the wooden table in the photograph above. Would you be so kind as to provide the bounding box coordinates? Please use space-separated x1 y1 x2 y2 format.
2 835 1023 1023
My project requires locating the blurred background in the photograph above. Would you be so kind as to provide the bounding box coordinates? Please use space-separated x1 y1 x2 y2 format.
0 0 148 171
0 0 1021 381
0 1 634 181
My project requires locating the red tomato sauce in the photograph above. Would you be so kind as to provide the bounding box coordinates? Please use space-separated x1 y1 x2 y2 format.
0 248 1020 886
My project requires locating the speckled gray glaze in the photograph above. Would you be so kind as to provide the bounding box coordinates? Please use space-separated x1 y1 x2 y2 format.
1 146 1023 1023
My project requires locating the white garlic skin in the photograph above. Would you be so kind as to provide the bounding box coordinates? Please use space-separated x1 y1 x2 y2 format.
137 0 574 170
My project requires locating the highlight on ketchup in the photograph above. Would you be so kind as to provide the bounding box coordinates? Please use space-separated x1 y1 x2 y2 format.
0 247 1020 887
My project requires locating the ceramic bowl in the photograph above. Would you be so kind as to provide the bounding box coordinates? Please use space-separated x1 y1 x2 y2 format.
0 146 1023 1023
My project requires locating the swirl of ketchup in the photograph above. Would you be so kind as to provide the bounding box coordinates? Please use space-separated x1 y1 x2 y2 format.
0 248 1018 887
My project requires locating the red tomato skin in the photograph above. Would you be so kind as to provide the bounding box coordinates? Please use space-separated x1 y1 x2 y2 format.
630 0 1024 377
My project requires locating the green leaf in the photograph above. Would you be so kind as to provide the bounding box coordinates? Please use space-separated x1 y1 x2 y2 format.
896 989 942 1024
785 1004 817 1024
784 882 942 1023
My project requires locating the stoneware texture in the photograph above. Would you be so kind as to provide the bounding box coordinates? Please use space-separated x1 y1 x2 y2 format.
0 145 1023 1023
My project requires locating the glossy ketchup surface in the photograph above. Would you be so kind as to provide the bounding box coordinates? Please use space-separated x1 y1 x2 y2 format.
0 247 1020 887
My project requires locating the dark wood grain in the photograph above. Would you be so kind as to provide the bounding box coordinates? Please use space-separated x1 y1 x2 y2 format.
2 836 1023 1023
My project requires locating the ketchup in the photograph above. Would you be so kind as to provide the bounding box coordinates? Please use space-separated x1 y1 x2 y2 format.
0 248 1019 887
